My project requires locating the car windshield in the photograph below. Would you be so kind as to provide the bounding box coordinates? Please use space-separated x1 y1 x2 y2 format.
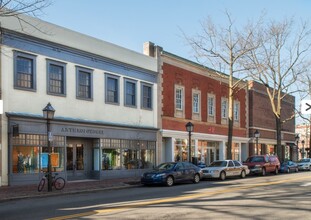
246 156 265 162
208 161 227 167
156 163 176 170
298 159 310 163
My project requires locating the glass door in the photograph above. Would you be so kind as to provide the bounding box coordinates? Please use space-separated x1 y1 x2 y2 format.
66 139 87 180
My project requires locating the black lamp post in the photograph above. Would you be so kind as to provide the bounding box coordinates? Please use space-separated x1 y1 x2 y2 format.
301 140 305 159
185 122 194 163
42 102 55 192
295 134 300 161
254 130 260 155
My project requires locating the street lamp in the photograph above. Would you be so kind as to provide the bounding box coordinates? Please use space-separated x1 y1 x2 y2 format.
295 134 300 161
185 122 194 163
254 130 260 155
42 102 55 192
301 140 305 159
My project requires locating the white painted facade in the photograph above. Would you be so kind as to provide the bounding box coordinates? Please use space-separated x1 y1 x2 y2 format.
0 15 158 186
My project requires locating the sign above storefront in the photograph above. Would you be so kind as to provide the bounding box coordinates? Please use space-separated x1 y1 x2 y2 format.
60 127 105 135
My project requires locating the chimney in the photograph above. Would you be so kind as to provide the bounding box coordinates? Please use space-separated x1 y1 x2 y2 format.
143 41 155 57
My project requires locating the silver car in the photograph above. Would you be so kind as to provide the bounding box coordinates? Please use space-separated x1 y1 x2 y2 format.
202 160 250 181
297 158 311 171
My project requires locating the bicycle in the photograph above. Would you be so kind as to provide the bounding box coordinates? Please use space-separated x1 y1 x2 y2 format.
38 172 66 192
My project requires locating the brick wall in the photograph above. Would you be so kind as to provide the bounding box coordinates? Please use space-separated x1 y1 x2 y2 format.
161 62 247 137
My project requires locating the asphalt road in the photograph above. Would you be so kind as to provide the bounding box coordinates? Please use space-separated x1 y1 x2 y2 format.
1 172 311 220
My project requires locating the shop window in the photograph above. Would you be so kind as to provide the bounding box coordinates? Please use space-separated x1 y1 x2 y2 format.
12 134 65 174
14 51 37 91
13 146 39 174
41 146 65 172
101 139 121 170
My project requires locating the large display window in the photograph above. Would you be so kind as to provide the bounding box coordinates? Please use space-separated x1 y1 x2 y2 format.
100 139 156 170
12 134 65 174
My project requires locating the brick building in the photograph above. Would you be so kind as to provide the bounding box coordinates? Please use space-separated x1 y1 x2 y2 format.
248 81 296 161
144 42 249 165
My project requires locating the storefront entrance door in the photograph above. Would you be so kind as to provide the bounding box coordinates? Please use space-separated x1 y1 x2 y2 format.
66 138 90 180
206 147 216 165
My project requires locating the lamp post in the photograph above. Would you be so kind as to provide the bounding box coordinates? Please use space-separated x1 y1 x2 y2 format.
42 102 55 192
185 122 194 163
254 130 260 155
301 140 305 159
295 134 300 161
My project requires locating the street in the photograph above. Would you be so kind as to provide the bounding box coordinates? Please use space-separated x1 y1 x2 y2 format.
1 172 311 220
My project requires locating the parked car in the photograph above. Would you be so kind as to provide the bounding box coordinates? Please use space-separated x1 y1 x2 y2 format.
243 155 280 176
279 160 298 173
297 158 311 171
141 162 203 187
201 160 250 181
197 161 207 168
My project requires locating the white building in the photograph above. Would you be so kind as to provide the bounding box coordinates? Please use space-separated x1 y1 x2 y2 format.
0 14 158 186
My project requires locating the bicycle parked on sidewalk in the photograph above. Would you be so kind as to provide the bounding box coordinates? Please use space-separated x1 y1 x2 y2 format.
38 172 66 192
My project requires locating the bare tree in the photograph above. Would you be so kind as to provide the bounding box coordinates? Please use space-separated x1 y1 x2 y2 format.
0 0 51 31
184 11 261 159
0 0 50 17
246 18 311 161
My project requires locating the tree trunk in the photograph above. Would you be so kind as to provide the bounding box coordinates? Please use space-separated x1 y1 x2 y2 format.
275 116 283 162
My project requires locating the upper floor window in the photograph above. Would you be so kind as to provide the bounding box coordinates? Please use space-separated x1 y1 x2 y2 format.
208 95 215 116
141 83 152 109
47 60 66 96
76 67 93 100
193 93 200 113
124 79 136 107
234 101 240 121
208 93 216 123
14 51 36 91
221 98 228 119
176 88 183 110
105 74 119 104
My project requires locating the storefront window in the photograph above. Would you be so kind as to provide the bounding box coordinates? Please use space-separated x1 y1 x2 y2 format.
13 146 39 173
232 143 240 161
41 147 65 172
12 134 65 174
101 139 121 170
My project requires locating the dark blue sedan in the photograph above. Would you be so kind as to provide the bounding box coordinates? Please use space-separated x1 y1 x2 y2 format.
280 161 299 173
141 162 203 186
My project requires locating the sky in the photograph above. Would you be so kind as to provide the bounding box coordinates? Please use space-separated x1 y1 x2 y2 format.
40 0 311 61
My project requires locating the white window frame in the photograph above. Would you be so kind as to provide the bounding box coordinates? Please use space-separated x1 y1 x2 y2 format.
174 85 185 118
207 93 216 123
221 98 228 119
193 93 200 113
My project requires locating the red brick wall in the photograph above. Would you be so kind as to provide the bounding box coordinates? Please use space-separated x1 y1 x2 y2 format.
162 62 247 137
248 81 295 140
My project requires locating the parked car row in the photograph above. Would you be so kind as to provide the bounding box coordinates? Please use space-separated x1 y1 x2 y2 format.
141 156 311 187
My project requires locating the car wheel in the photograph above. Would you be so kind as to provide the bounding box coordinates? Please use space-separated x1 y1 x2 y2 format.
295 167 298 172
193 174 200 184
274 167 279 175
240 170 246 178
262 167 266 176
220 171 226 181
166 176 174 187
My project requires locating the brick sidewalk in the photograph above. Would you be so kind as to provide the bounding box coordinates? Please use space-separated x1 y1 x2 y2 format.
0 177 141 202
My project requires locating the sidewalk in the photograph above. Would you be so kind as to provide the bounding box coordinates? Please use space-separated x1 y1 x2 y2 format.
0 177 141 203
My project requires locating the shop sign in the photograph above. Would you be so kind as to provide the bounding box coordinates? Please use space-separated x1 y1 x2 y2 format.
60 127 104 135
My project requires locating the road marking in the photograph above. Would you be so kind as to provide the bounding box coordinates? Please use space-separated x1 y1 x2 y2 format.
300 182 311 186
46 175 311 220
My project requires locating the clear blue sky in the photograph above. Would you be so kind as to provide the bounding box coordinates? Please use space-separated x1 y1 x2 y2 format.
41 0 311 61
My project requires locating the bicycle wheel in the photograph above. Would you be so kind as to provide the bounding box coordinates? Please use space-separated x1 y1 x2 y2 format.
38 178 45 192
54 177 65 190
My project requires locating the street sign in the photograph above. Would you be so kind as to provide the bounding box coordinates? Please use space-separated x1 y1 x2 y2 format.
301 100 311 114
